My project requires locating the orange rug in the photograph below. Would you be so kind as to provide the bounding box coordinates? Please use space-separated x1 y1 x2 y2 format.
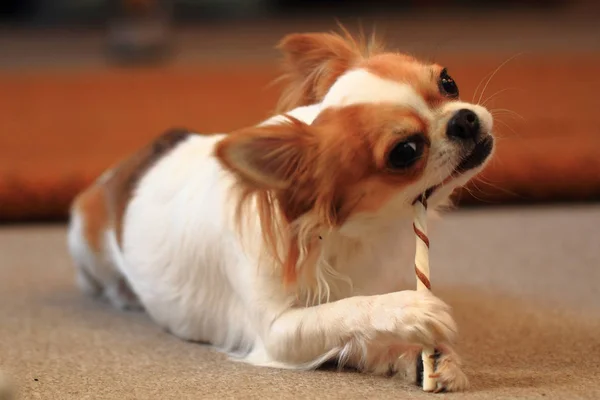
1 54 599 221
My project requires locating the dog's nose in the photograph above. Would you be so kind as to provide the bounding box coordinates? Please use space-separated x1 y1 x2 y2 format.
447 109 480 140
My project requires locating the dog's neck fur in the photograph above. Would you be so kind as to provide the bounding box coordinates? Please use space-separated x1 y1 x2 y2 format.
295 215 416 306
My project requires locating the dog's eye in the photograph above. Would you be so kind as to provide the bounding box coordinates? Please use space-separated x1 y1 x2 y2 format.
439 69 459 98
387 135 425 170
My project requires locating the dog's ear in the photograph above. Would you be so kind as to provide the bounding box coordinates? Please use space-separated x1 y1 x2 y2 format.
275 30 379 112
215 118 316 191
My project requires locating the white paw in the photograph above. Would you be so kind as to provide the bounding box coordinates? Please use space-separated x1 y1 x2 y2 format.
432 345 470 392
76 267 102 297
105 279 143 311
370 290 457 348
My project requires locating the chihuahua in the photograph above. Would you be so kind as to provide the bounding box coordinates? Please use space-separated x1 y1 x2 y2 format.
68 31 494 391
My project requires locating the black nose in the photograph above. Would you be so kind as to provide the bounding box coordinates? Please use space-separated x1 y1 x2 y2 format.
447 109 480 140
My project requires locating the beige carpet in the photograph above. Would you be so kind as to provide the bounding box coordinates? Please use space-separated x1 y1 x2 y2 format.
1 206 599 399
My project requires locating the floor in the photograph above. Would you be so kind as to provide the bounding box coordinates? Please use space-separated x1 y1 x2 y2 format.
1 205 599 399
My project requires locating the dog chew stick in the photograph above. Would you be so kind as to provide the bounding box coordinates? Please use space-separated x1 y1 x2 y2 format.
413 194 438 392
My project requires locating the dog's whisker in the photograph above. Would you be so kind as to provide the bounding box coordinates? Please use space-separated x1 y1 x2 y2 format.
472 69 496 104
473 175 523 199
494 119 520 137
490 108 526 121
461 184 494 204
481 87 523 108
477 53 524 106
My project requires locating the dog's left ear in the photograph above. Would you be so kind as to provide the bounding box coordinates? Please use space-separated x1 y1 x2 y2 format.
275 29 380 112
215 119 316 191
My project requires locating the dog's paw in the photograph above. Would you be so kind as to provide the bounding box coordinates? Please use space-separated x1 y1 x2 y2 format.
370 290 457 347
76 267 102 297
105 278 143 311
433 346 469 392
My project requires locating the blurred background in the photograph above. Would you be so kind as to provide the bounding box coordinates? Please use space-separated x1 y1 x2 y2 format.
0 0 599 222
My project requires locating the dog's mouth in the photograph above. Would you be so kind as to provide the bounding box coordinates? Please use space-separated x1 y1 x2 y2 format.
416 135 494 203
454 135 494 174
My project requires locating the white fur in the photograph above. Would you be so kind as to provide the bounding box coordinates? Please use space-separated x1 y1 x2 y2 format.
260 104 322 126
68 68 490 387
322 69 434 121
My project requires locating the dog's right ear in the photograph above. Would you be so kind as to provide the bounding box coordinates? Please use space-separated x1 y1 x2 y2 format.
215 118 316 191
275 30 379 112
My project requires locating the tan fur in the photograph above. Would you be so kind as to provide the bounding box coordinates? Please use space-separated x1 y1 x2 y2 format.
275 28 383 112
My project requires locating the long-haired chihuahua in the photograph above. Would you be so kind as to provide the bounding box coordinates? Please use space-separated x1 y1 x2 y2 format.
68 30 494 391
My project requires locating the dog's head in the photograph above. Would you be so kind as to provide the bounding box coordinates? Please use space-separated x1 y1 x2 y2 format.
273 30 494 208
215 30 494 284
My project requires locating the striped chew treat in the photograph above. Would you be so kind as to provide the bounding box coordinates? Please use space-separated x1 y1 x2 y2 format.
413 195 439 392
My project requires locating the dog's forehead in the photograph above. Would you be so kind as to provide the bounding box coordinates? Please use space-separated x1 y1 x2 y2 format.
315 102 428 137
321 68 434 123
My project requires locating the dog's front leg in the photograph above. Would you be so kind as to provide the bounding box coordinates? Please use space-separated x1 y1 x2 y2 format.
261 290 457 371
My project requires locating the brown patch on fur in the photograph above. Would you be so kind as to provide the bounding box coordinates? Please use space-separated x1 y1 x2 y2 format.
340 176 407 216
73 128 191 250
275 28 383 113
107 128 191 246
216 104 429 285
72 183 109 253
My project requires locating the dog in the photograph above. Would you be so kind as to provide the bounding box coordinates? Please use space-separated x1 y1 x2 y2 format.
67 30 494 391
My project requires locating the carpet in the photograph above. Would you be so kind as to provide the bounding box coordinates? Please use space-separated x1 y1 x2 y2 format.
1 205 599 399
